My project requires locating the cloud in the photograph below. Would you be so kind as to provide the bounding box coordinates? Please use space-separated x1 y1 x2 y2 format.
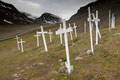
4 0 41 16
3 0 96 19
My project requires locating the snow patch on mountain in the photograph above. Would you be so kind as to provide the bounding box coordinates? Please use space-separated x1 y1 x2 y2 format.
4 19 13 24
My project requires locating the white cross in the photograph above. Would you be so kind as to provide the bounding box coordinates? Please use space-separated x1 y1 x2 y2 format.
18 39 25 53
111 14 115 29
84 22 87 33
109 10 111 31
87 7 94 53
69 23 73 40
14 36 20 50
56 19 73 74
73 23 77 37
37 26 48 52
91 22 94 31
56 24 63 44
34 31 41 47
48 29 53 42
92 10 101 45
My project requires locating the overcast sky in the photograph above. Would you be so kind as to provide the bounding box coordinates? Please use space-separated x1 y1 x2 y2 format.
3 0 96 19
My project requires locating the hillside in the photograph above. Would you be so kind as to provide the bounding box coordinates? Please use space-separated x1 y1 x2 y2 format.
36 12 62 24
69 0 120 28
0 0 34 25
0 21 120 80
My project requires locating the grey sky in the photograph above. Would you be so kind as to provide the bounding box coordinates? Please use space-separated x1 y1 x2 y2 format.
3 0 96 19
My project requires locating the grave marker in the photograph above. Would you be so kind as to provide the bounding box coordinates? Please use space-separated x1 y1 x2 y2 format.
92 10 101 45
88 7 94 53
109 10 111 31
37 26 48 52
73 23 77 37
48 29 53 42
14 36 20 50
18 39 25 53
56 19 73 74
69 23 73 40
34 31 41 47
56 24 63 44
111 14 115 29
84 22 87 33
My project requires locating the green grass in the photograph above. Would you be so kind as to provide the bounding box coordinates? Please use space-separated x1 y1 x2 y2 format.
0 23 120 80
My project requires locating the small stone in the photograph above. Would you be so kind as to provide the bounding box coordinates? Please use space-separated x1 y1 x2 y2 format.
20 70 25 73
51 64 54 66
24 77 28 80
46 64 50 66
30 66 33 68
114 33 120 36
25 66 29 69
37 62 44 65
12 74 19 77
16 67 20 70
59 66 67 73
75 56 83 60
51 71 58 74
33 63 37 66
86 50 93 54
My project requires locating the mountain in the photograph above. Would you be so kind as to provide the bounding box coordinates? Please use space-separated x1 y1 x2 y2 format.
36 12 62 24
22 12 37 20
0 0 34 25
69 0 120 27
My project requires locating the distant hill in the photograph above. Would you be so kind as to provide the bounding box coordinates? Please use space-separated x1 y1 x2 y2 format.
69 0 120 28
36 12 62 24
0 0 34 25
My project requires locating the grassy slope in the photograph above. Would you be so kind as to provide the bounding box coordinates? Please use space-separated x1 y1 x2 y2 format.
0 23 120 80
0 24 53 40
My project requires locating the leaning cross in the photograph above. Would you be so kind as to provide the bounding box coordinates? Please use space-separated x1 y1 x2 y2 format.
37 26 48 52
92 10 101 45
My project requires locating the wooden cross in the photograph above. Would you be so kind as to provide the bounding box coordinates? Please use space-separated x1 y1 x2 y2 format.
87 7 94 53
56 19 73 74
73 23 77 37
48 29 53 42
92 10 101 45
111 14 115 29
84 22 87 33
37 26 48 52
34 31 41 47
69 23 73 40
14 35 20 50
56 24 63 44
18 39 25 53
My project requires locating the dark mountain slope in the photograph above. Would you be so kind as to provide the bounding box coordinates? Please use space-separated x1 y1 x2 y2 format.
69 0 120 27
36 12 62 24
0 0 34 25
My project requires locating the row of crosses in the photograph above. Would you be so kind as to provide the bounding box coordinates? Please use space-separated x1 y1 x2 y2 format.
14 7 116 74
